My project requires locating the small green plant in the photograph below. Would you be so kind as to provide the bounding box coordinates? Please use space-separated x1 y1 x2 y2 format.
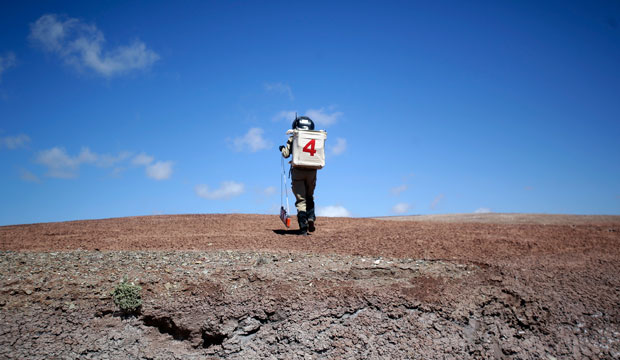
112 276 142 314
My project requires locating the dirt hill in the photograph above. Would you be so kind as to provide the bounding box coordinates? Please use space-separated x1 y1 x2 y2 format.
1 213 619 359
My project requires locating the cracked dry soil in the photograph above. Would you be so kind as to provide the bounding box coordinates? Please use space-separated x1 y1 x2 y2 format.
0 214 619 359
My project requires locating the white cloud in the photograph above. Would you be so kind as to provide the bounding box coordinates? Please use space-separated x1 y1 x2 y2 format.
20 169 40 183
306 107 343 126
35 146 132 178
78 147 98 163
331 137 347 155
29 14 159 77
0 52 17 81
392 202 411 214
146 161 173 180
75 148 130 168
195 181 245 200
95 151 131 167
317 205 352 217
390 184 408 196
132 152 154 166
430 194 445 210
474 207 492 214
34 145 171 180
265 82 294 100
232 127 271 152
131 152 172 180
36 147 94 178
0 134 30 149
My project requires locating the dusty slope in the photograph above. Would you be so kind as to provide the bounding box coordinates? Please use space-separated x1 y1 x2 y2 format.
1 214 619 359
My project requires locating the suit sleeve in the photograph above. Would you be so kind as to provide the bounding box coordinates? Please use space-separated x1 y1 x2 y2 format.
281 136 293 158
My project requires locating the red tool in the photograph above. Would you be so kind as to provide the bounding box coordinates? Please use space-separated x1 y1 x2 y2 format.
280 206 291 228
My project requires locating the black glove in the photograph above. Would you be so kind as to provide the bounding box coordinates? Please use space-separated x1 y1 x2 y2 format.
279 145 284 152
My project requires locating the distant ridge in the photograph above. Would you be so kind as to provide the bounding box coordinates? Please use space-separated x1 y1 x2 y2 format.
373 213 620 225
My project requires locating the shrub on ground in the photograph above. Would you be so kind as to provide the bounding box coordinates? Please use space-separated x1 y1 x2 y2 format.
112 276 142 314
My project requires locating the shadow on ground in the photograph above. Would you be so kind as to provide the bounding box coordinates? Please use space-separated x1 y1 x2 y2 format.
272 229 303 236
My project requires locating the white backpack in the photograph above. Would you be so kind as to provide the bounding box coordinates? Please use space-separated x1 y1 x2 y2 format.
288 129 327 169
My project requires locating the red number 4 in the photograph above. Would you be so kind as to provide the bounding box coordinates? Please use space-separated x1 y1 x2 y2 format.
303 139 316 156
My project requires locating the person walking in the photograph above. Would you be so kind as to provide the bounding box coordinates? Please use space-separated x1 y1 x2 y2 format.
279 116 319 235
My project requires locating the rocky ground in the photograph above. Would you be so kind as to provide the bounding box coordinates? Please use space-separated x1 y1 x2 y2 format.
0 213 619 359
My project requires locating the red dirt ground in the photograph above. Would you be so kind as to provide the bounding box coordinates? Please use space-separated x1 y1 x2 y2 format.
1 213 619 359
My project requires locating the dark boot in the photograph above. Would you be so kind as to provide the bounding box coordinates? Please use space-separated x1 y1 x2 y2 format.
307 209 316 232
297 211 309 236
308 219 315 232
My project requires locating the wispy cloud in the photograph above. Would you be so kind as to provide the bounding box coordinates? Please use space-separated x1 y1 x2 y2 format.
331 137 347 155
96 151 132 167
0 134 30 149
262 186 276 196
29 14 159 77
392 202 411 214
195 181 245 200
391 172 414 196
274 107 343 127
110 167 125 178
317 205 351 217
36 147 97 178
128 152 173 180
474 207 492 214
305 107 343 126
0 52 17 81
146 161 173 180
132 152 154 166
390 184 408 196
33 146 171 180
403 172 415 181
273 110 297 123
231 127 271 152
253 186 276 204
430 194 445 210
36 146 132 178
265 82 294 100
19 168 40 183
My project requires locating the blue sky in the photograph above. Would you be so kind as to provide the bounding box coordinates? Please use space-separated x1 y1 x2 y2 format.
1 1 619 225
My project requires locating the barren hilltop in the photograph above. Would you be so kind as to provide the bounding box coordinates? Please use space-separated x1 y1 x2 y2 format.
1 213 619 359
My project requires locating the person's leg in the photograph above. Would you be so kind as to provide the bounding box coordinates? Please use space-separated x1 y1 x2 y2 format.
306 170 317 232
291 171 308 235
